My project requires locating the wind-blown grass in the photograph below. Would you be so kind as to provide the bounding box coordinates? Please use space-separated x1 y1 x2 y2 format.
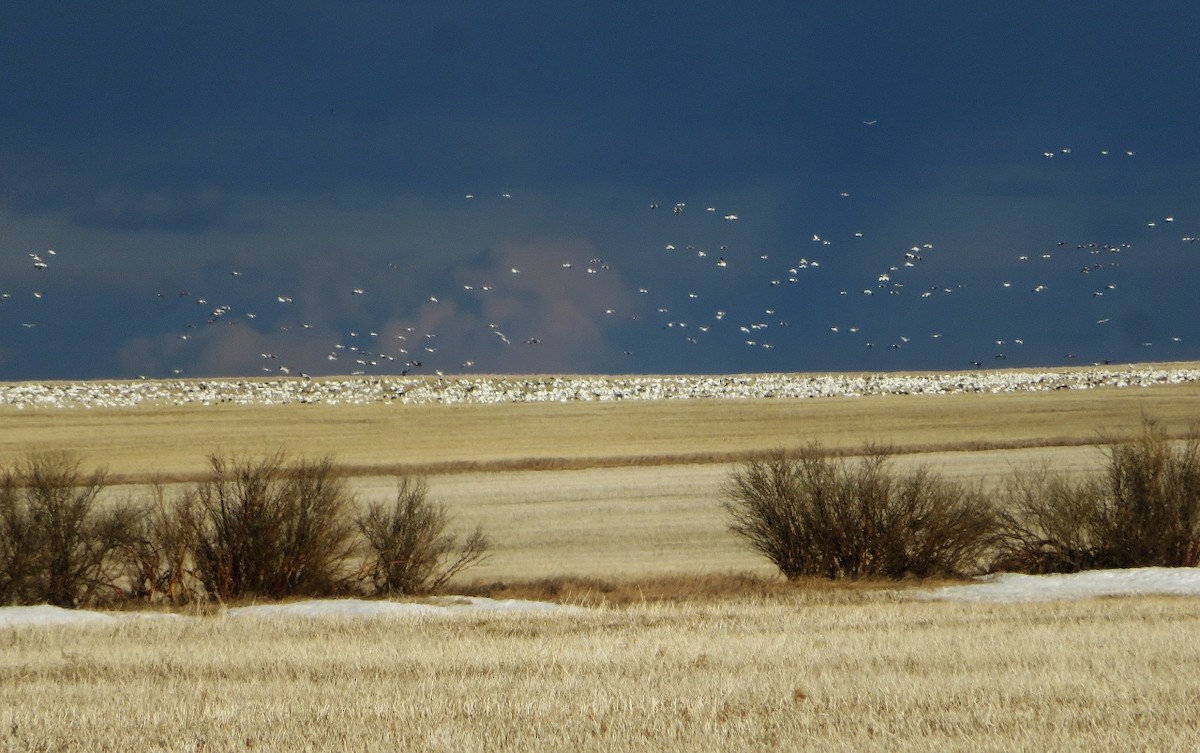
2 594 1198 752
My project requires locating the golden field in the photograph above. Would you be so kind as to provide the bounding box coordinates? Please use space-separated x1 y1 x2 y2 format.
2 594 1199 751
3 365 1200 751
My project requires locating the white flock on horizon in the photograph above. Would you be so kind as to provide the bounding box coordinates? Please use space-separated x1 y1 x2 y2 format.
1 362 1198 409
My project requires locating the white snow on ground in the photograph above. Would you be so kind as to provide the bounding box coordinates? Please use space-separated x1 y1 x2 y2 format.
3 571 1199 627
224 596 585 619
0 605 118 627
431 595 589 613
0 596 584 628
918 567 1200 603
224 599 446 619
0 605 184 627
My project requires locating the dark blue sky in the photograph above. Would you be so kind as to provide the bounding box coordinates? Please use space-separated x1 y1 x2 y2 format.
2 2 1198 379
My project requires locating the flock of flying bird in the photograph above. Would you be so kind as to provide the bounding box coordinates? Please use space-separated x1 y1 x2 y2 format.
2 143 1195 380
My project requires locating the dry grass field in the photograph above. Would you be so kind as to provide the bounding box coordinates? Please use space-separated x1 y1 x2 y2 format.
3 594 1199 752
3 366 1200 751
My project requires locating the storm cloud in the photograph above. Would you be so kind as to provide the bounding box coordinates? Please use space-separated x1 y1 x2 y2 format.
2 3 1197 380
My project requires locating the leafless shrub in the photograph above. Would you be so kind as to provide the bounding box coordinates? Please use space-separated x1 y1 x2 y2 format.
279 456 362 595
991 466 1107 573
0 471 41 605
1097 420 1200 567
993 420 1200 572
723 446 997 580
0 451 121 607
191 452 359 600
112 482 204 604
356 476 490 595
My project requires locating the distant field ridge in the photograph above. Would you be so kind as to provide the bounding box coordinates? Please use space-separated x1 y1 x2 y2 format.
3 362 1199 409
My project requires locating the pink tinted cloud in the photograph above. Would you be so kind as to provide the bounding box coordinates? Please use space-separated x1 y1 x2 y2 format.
116 322 338 378
377 237 634 373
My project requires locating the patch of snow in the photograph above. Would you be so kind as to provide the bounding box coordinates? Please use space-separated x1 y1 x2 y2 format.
0 606 184 628
919 567 1200 603
0 605 117 628
224 599 446 619
7 571 1198 628
223 596 585 620
0 597 582 629
430 595 588 614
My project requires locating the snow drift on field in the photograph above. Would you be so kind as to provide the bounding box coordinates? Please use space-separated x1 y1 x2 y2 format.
0 597 584 628
223 599 446 619
223 596 582 619
919 567 1200 603
4 571 1200 628
0 606 184 627
0 605 119 627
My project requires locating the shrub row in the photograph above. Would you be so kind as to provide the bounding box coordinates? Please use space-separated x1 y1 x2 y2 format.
724 420 1200 580
5 419 1195 605
0 451 489 608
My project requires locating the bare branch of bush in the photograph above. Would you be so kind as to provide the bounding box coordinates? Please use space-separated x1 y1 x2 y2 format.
113 482 204 604
1096 419 1200 567
276 457 361 595
992 466 1105 573
993 419 1200 572
356 476 490 595
191 452 359 601
0 451 119 607
0 471 41 605
723 446 996 580
891 466 999 578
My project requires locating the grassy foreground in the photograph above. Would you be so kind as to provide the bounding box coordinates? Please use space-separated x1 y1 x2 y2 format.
3 591 1199 752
